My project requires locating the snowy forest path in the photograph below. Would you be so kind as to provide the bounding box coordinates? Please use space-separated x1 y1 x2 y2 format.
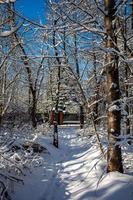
39 126 98 200
12 126 133 200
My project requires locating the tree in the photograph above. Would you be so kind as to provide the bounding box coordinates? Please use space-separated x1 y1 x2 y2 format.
6 2 47 128
0 1 22 126
74 33 85 129
104 0 123 173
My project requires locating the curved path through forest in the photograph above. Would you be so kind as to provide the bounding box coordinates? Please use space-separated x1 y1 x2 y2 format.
13 126 133 200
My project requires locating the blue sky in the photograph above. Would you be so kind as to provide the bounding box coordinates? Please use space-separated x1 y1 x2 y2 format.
15 0 47 23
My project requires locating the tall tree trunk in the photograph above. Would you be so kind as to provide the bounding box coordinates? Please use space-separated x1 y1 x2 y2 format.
74 34 84 129
104 0 123 173
93 52 98 122
52 19 61 148
23 59 37 128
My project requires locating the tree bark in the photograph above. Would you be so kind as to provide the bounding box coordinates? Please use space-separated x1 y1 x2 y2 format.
104 0 123 173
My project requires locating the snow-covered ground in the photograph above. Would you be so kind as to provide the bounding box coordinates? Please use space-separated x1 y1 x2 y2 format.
11 126 133 200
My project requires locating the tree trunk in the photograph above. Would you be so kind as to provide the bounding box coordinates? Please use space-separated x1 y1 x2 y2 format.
104 0 123 173
80 105 84 129
52 19 61 148
93 52 98 122
74 34 84 129
31 90 37 128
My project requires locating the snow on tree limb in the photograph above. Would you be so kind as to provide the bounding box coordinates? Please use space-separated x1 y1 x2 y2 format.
0 0 16 3
108 105 120 112
0 22 23 37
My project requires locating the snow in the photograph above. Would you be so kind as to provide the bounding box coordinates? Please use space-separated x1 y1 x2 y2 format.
108 105 120 112
0 0 16 3
125 58 133 64
110 128 115 132
10 126 133 200
0 23 22 37
110 83 117 89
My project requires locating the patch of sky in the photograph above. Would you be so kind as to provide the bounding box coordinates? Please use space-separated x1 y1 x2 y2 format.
15 0 47 24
